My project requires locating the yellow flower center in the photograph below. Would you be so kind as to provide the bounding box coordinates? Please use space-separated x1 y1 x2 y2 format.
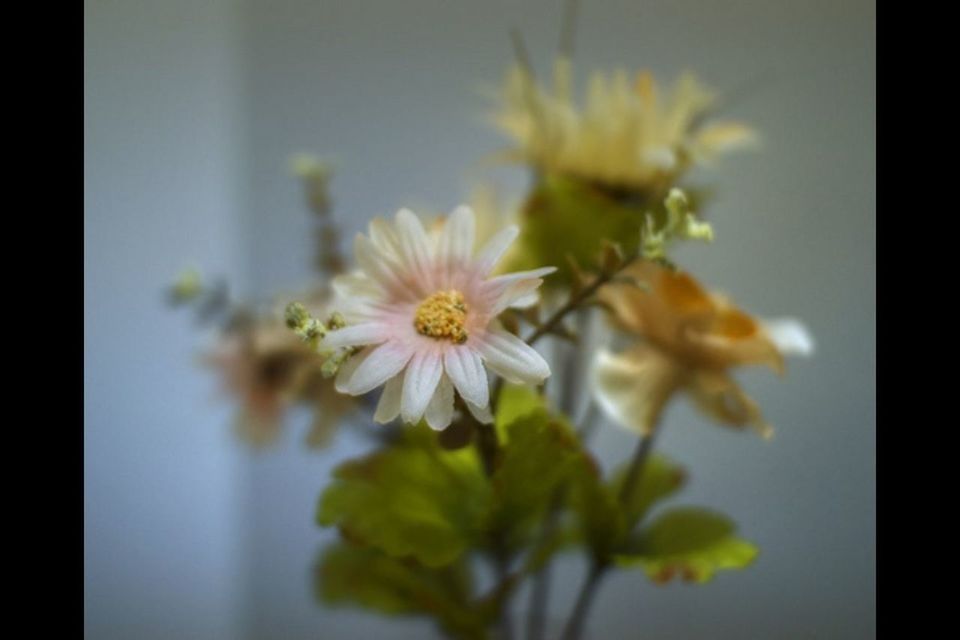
414 290 469 344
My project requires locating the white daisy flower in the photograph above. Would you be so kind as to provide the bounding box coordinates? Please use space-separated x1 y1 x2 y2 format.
321 206 555 430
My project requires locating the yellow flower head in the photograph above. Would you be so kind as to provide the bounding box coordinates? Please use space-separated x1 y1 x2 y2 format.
490 58 758 195
592 261 812 438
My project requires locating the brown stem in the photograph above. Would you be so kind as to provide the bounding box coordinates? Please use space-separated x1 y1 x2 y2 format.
558 561 605 640
618 429 658 507
558 426 660 640
525 255 637 347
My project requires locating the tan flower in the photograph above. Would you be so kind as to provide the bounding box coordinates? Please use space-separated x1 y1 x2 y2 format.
490 58 757 195
592 261 812 438
205 298 357 448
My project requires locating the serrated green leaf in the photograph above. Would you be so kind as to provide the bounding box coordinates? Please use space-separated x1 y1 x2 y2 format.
318 424 491 567
611 454 686 529
615 507 759 584
316 542 490 639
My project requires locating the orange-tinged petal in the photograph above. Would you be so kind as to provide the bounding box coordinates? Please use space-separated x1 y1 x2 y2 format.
686 369 773 439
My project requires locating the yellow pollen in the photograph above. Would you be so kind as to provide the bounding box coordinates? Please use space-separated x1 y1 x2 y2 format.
414 290 469 344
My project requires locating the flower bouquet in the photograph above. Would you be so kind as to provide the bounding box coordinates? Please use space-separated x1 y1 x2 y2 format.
172 9 812 639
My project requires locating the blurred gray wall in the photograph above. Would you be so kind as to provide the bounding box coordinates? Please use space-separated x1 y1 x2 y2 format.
84 1 246 637
85 0 875 638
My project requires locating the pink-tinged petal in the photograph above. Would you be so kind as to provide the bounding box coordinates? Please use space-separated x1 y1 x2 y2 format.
424 375 455 430
443 346 489 409
401 350 444 423
482 267 555 315
354 233 409 295
395 208 435 291
509 291 539 309
475 329 551 385
332 271 383 300
373 374 403 424
341 342 414 395
368 217 403 261
334 346 373 393
320 322 391 349
437 206 475 271
465 399 493 424
473 225 519 275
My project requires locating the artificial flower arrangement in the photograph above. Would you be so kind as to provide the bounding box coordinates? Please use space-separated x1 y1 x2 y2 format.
172 14 812 640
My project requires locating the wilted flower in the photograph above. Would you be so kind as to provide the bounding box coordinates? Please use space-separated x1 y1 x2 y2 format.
491 58 757 195
205 300 356 447
591 261 812 438
322 206 554 430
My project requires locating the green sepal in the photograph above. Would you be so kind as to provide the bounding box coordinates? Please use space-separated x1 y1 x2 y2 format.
504 173 652 287
502 173 716 287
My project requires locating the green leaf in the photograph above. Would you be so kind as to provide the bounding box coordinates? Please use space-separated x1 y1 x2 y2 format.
504 173 650 287
486 407 586 553
615 507 759 584
611 454 686 529
316 542 490 639
568 456 625 559
493 383 545 444
317 423 491 567
502 173 717 288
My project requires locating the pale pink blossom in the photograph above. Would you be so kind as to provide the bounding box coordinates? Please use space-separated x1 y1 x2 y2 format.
321 206 554 430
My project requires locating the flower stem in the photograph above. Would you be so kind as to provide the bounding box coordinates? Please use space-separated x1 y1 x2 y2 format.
618 428 658 507
525 256 638 347
558 427 660 640
559 561 606 640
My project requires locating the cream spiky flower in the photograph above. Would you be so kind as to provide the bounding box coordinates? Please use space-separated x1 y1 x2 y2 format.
591 261 812 439
491 58 757 194
322 206 555 430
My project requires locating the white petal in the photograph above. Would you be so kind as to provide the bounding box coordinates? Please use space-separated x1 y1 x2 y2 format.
509 291 539 309
762 317 815 357
465 399 493 424
334 346 372 393
401 350 444 423
373 374 403 423
332 271 382 300
443 346 489 409
591 345 684 436
368 217 403 261
473 225 519 275
438 205 475 267
394 208 435 289
320 322 390 349
483 267 555 315
475 328 551 385
354 233 407 293
424 375 455 430
341 342 414 395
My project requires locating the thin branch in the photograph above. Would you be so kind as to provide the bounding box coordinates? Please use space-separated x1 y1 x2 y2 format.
558 424 661 640
525 255 639 347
